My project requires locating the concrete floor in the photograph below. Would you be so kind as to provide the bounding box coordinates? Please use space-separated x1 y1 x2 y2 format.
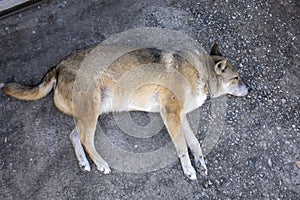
0 0 299 199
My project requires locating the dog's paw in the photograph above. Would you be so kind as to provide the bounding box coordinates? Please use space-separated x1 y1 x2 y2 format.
79 160 91 172
195 156 208 176
183 165 197 180
196 165 208 176
0 83 4 89
96 161 111 174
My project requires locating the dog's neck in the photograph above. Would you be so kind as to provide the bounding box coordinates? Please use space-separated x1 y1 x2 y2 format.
205 61 224 98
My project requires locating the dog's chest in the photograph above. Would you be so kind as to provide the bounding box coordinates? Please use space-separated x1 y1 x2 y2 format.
183 81 209 113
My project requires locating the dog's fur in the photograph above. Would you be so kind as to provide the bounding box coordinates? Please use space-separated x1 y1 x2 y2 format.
1 43 248 180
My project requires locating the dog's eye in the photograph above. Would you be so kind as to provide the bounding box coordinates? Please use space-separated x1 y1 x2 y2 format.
233 76 239 80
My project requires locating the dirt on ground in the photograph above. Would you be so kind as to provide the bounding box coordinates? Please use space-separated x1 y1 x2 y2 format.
0 0 299 199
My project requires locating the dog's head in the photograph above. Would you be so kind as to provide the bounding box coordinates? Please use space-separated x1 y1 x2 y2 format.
210 43 249 97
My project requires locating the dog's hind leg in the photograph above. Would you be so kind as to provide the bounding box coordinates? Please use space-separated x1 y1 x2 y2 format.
73 84 111 174
69 126 91 172
182 116 207 175
77 117 111 174
159 90 196 180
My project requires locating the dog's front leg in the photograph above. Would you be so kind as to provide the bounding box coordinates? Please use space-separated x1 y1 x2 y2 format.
160 93 196 180
69 126 91 172
181 115 208 175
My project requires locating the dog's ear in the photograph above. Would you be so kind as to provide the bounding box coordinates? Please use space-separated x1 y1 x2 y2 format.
215 59 227 75
210 43 222 56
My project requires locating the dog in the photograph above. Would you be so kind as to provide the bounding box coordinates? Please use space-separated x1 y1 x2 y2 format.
1 43 249 180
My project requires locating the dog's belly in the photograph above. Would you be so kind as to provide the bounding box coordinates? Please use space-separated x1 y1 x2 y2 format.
99 84 161 113
183 93 207 113
99 83 207 114
127 96 160 112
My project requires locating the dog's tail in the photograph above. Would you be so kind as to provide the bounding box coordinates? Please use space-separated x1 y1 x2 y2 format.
1 67 57 101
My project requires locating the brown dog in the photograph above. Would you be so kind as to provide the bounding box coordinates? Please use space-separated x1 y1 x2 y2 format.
1 44 249 180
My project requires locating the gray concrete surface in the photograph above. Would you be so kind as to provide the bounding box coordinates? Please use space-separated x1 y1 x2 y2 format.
0 0 299 199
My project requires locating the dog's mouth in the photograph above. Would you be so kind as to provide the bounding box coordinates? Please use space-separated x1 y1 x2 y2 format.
227 85 249 97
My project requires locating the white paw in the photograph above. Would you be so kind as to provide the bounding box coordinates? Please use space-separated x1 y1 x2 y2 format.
0 83 4 89
198 165 208 176
96 162 111 174
183 165 197 180
195 156 208 176
79 160 91 172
